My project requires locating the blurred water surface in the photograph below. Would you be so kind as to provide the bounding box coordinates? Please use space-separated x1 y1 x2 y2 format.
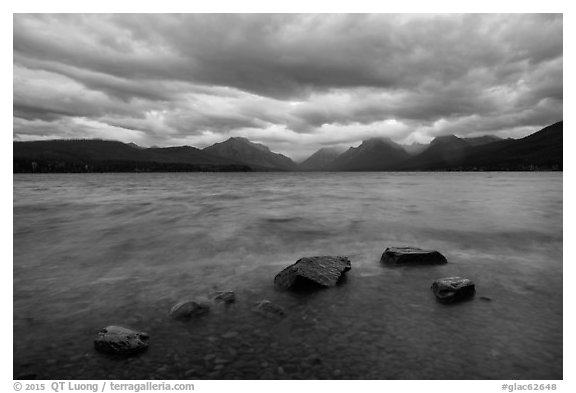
13 172 562 379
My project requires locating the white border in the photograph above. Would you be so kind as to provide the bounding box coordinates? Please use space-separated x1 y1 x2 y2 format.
3 3 572 393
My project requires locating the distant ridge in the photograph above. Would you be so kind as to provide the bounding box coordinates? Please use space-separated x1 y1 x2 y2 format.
203 137 297 171
328 138 411 171
401 122 562 170
13 122 562 173
299 147 345 171
13 139 251 173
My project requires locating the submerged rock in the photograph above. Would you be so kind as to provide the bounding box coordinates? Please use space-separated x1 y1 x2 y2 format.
252 300 286 319
381 247 447 265
169 299 210 320
212 291 236 304
94 326 149 355
274 256 351 289
431 277 476 303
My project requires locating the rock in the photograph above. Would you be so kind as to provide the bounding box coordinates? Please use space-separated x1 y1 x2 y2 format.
381 247 447 265
213 291 236 304
274 256 351 289
431 277 476 303
252 300 286 319
169 299 210 320
480 296 492 301
94 326 149 355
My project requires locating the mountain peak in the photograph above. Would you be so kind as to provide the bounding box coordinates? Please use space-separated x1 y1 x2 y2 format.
299 146 344 170
204 137 296 171
431 134 462 144
223 137 271 153
361 136 394 145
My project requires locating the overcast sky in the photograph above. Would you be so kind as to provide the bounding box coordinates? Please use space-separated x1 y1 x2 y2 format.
13 14 562 160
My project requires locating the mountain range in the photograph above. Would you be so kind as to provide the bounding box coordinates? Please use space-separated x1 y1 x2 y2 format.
13 121 562 173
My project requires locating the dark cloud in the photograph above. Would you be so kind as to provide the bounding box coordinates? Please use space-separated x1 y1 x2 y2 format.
13 14 563 160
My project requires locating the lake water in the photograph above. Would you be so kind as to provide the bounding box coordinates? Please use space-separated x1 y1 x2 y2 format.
13 172 563 380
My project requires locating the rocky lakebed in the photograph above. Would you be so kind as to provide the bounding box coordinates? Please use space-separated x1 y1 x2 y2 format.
60 247 480 379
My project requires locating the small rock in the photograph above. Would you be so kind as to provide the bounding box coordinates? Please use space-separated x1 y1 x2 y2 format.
431 277 476 303
381 247 447 265
184 368 198 377
213 291 236 304
94 326 149 355
169 299 210 320
480 296 492 301
274 256 351 289
252 300 286 319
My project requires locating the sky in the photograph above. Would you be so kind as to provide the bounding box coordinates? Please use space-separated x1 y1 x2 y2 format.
13 14 563 161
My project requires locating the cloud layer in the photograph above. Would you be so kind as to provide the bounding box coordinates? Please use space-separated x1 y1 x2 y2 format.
13 14 563 160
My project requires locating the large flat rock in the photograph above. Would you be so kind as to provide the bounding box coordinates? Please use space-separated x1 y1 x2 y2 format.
94 326 149 355
381 247 447 265
431 277 476 303
274 256 351 289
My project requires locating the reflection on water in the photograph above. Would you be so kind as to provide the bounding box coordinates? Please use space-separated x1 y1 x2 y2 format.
13 172 562 379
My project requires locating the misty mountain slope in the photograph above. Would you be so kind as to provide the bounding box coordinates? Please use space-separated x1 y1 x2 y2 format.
400 122 562 170
204 137 297 171
299 147 344 171
458 121 562 170
402 135 471 170
329 138 411 171
13 140 251 172
402 142 428 155
463 135 502 147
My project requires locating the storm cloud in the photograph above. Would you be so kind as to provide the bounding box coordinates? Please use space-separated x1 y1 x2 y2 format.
13 14 563 160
